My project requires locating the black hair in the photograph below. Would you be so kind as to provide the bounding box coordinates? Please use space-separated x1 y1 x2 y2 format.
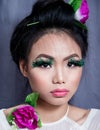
10 0 88 68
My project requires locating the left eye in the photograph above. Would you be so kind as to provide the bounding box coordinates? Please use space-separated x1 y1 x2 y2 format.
40 62 52 68
67 61 77 68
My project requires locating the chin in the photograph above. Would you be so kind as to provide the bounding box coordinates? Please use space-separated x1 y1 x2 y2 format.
49 98 68 106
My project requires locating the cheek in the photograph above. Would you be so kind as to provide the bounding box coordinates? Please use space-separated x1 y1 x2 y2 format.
27 70 50 91
69 69 82 89
67 70 82 99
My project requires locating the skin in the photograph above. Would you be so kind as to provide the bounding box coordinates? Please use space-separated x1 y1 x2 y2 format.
21 32 82 105
4 32 90 124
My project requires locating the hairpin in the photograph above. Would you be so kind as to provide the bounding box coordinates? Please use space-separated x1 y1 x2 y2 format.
27 21 39 26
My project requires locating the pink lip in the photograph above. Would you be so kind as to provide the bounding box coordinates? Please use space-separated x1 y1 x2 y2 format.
50 89 69 97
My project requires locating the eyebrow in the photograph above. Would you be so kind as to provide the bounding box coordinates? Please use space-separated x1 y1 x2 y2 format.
35 54 53 60
63 54 80 61
35 53 80 61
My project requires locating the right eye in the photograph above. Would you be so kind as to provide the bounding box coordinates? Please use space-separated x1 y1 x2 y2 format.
38 61 52 68
67 61 76 68
32 60 53 68
67 58 84 68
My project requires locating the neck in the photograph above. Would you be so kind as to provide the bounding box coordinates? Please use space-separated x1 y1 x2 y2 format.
36 98 68 123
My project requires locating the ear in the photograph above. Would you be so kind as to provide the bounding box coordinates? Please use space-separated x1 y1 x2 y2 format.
19 60 28 77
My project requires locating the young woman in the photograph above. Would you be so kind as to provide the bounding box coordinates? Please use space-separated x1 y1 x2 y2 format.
0 0 100 129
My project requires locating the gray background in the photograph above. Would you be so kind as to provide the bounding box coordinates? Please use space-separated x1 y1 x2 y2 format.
0 0 100 109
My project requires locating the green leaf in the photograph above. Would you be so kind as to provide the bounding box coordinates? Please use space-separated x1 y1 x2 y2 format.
6 109 15 125
68 0 74 4
74 21 87 30
25 92 39 107
7 114 13 125
38 115 42 128
68 0 82 12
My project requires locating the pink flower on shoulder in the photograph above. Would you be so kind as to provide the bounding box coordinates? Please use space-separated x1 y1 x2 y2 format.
75 0 89 23
7 93 42 129
12 105 38 129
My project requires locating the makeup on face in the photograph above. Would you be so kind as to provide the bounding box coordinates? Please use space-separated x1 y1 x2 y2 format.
31 54 84 69
32 57 53 68
67 58 84 67
50 88 70 98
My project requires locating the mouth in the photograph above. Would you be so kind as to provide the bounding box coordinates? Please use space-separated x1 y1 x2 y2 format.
50 88 69 98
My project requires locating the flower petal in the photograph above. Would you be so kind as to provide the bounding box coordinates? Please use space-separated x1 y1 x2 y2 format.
75 0 89 23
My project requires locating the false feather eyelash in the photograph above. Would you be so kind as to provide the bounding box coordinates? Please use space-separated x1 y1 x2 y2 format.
32 58 53 68
68 59 84 67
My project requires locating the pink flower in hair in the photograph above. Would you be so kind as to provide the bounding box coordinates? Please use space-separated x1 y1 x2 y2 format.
75 0 89 23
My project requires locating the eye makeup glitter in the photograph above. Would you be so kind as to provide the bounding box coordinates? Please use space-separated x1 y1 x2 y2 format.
68 58 84 67
32 58 53 68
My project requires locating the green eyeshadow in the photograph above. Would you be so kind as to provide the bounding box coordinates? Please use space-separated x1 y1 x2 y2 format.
68 58 84 67
32 58 53 68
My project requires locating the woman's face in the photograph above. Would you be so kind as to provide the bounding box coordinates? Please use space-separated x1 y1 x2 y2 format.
20 32 83 106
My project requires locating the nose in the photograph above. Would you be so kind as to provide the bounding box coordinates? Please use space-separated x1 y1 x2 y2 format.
52 67 66 84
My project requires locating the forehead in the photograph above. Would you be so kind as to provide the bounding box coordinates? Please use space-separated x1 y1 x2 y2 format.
29 32 82 58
